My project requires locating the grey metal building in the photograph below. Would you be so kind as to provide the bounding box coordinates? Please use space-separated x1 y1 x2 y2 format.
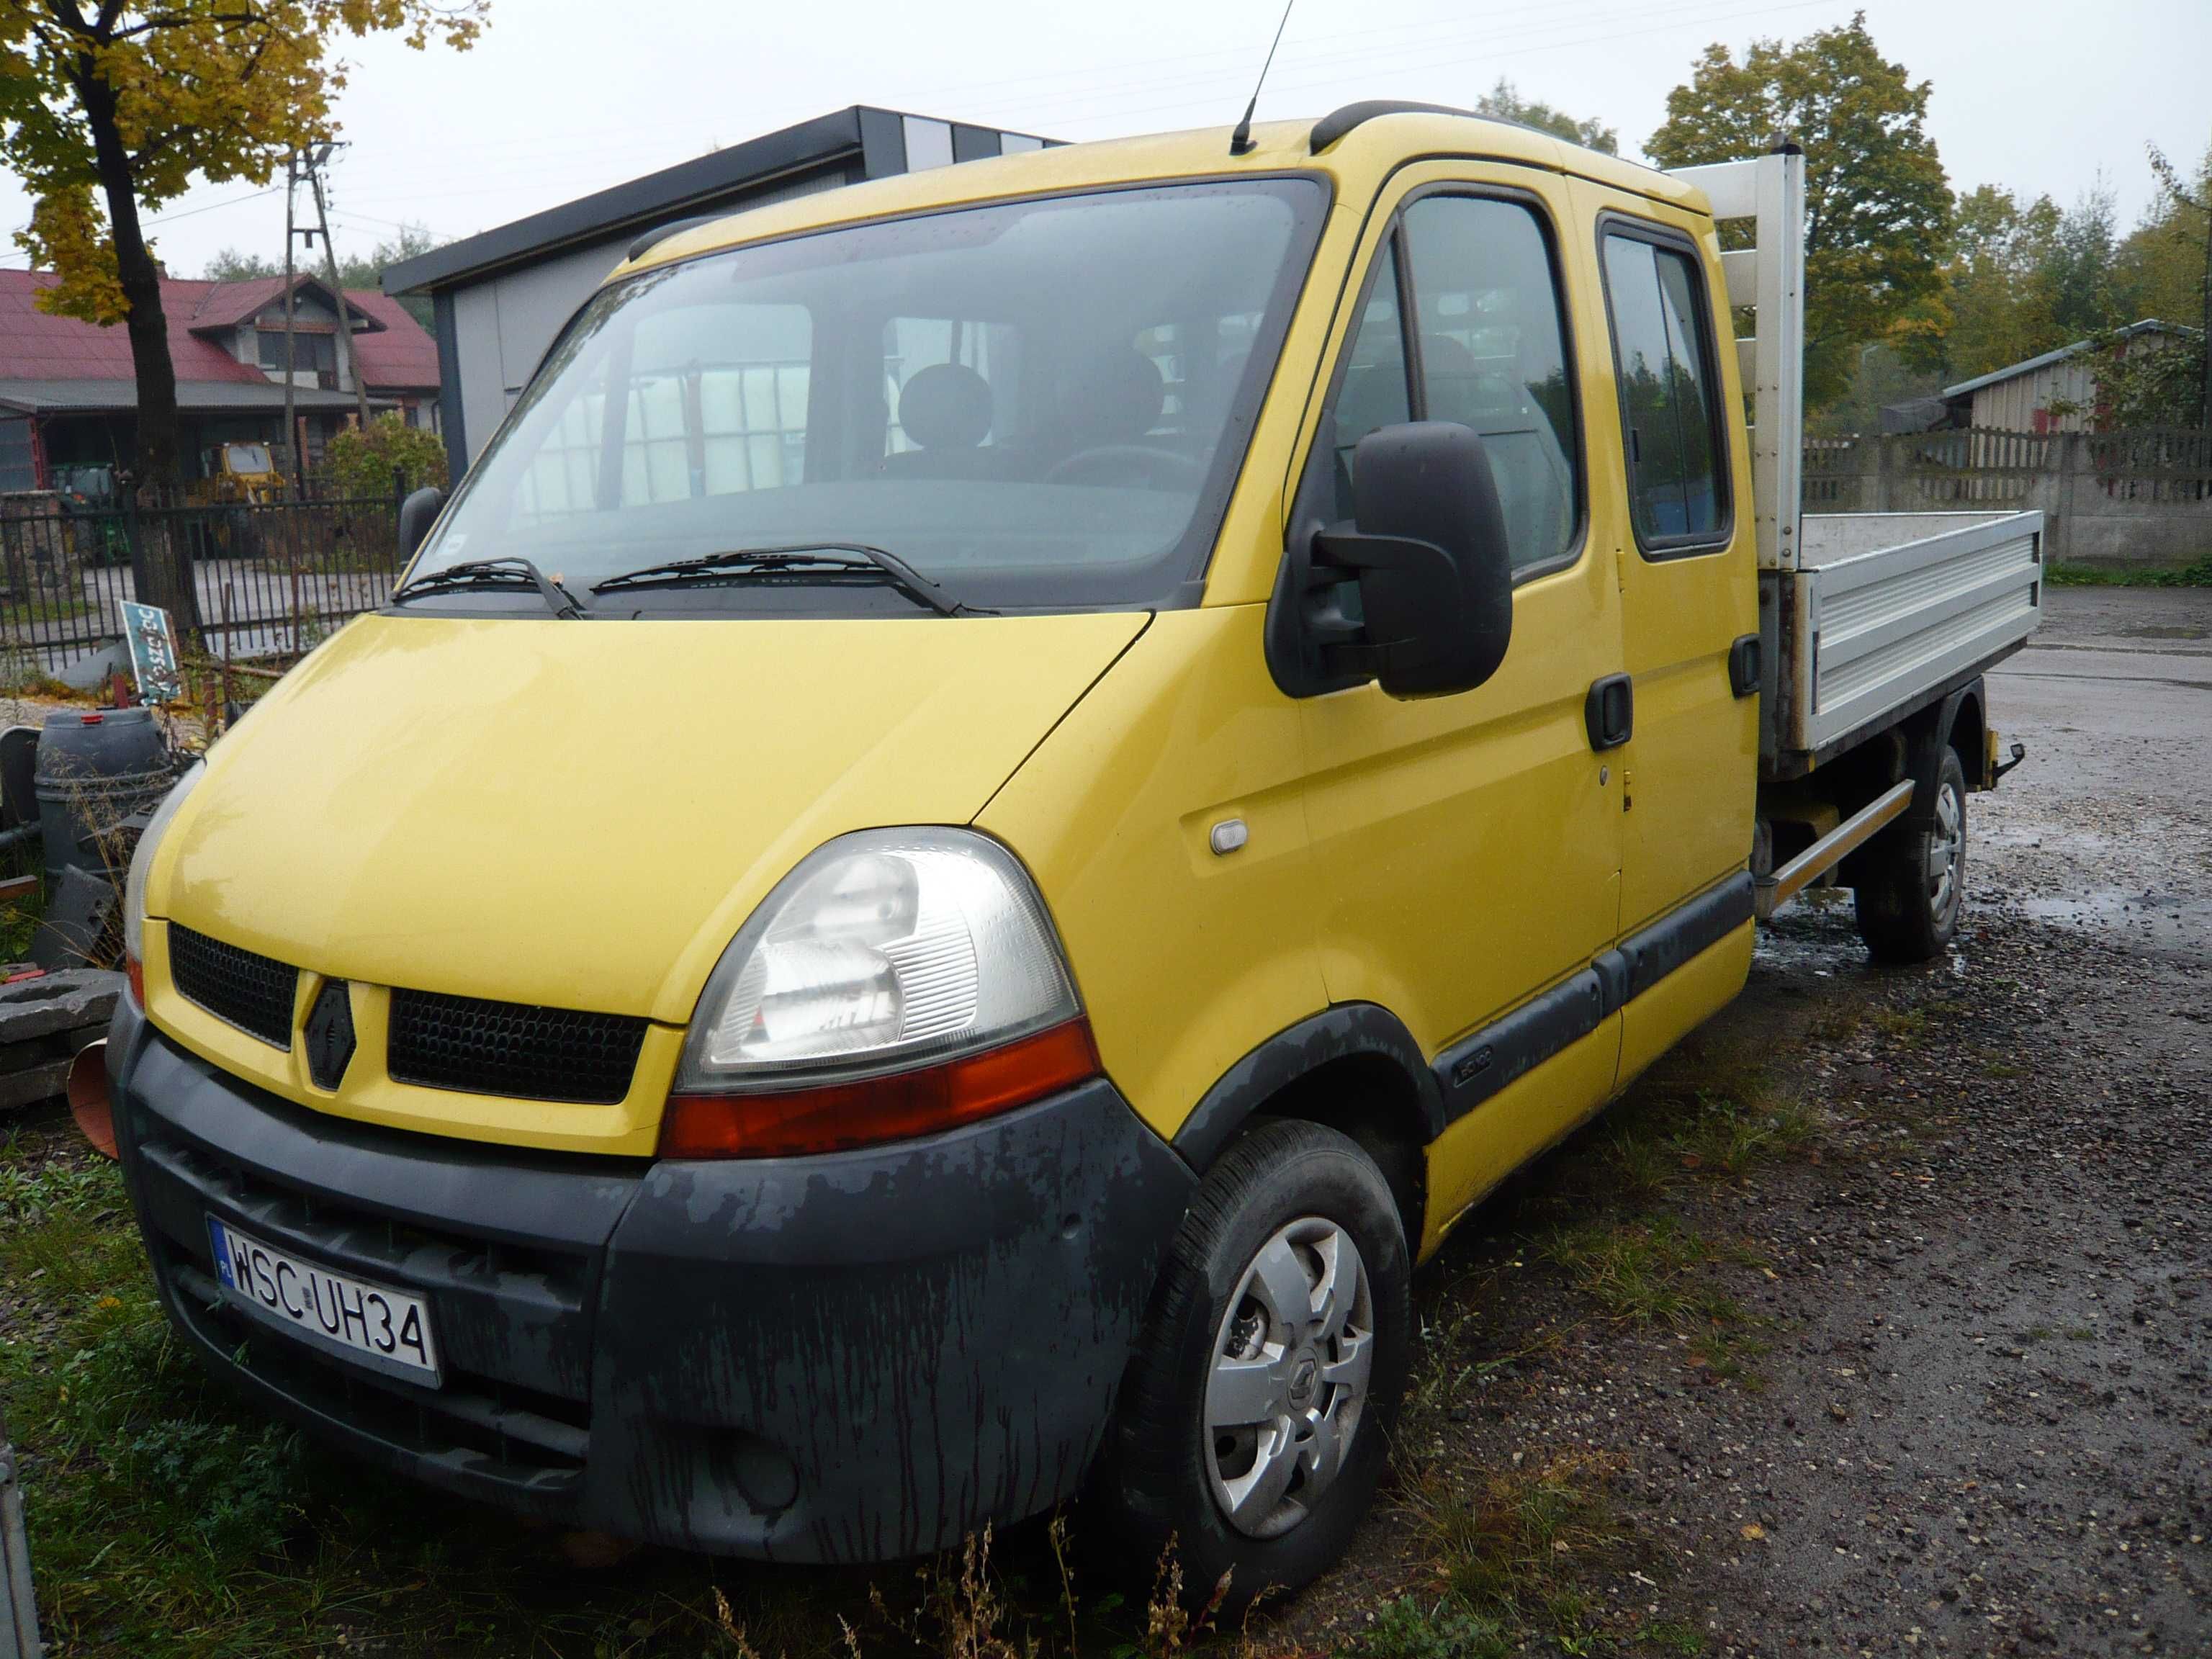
385 107 1051 475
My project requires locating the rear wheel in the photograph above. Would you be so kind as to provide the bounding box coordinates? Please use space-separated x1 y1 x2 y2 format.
1854 747 1967 963
1097 1120 1410 1609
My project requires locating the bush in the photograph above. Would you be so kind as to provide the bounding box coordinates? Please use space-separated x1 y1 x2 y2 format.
320 412 447 500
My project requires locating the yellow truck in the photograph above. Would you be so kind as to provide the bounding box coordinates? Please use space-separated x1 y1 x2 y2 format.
105 105 2040 1601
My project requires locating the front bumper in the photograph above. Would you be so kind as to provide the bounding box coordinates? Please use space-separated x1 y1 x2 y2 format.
109 997 1195 1561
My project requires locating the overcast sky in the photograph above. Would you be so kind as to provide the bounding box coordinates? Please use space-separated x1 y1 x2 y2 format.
3 0 2206 282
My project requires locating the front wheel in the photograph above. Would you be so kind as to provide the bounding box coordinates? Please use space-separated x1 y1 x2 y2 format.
1097 1119 1411 1609
1854 747 1968 963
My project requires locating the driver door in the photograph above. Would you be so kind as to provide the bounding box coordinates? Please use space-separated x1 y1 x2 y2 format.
1291 166 1627 1238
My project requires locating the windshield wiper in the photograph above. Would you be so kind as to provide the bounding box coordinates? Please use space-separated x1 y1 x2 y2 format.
393 557 593 620
590 543 984 616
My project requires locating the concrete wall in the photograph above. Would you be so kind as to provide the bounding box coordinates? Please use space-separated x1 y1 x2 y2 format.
1804 429 2212 570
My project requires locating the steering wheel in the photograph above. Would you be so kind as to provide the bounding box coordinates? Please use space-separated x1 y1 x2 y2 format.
1043 444 1203 489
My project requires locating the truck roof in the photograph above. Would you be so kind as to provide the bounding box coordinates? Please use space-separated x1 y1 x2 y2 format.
619 108 1709 283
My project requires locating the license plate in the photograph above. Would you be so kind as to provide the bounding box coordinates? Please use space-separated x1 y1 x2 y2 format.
206 1215 441 1385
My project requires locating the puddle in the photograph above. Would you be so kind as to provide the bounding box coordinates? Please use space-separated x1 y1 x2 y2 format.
2018 886 2212 952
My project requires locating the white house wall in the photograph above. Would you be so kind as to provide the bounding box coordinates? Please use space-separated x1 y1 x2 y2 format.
450 167 853 464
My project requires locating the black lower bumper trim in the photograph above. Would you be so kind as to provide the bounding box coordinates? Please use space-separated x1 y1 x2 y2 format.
110 998 1195 1561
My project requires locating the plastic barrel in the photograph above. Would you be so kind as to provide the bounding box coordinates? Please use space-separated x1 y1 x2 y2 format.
34 709 174 874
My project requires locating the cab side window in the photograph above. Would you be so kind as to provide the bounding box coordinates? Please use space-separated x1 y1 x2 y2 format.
1329 239 1412 518
1323 197 1580 572
1401 195 1579 574
1601 230 1727 550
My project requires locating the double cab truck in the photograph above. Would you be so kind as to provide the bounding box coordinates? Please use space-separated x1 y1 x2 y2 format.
107 104 2041 1601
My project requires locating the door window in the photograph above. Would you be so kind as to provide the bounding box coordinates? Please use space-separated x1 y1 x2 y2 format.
1601 231 1727 550
1322 197 1580 572
1401 195 1580 573
1328 240 1413 518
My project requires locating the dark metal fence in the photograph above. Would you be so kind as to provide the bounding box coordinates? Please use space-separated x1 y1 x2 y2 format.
0 495 400 673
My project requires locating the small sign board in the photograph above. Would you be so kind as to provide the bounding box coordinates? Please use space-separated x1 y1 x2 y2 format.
118 601 180 705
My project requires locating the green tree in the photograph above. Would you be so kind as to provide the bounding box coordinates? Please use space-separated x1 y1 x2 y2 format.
1645 11 1949 410
204 222 444 325
321 410 446 498
1474 77 1617 155
2114 141 2211 327
0 2 484 504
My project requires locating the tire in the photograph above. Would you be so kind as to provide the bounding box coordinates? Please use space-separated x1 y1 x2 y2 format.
1096 1119 1411 1611
1854 746 1967 963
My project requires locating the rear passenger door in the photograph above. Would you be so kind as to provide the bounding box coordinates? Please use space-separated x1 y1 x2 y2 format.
1571 189 1760 1070
1292 169 1627 1234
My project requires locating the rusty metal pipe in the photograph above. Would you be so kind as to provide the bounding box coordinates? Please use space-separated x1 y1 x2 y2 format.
66 1039 115 1161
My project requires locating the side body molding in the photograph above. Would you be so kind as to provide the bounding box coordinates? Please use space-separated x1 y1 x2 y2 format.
1174 872 1756 1167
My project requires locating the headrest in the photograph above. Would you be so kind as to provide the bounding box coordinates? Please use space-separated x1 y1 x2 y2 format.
1092 347 1166 444
1421 333 1476 375
898 362 994 450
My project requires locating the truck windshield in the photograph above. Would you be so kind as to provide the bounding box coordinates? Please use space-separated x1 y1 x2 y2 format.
411 178 1322 613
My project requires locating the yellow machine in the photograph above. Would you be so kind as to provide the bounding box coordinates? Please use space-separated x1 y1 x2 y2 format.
106 107 2037 1602
186 441 282 507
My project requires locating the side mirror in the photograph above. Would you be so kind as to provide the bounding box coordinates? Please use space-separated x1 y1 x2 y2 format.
1303 423 1514 698
397 485 446 563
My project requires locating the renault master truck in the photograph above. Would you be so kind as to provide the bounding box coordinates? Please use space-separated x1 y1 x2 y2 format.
107 104 2041 1601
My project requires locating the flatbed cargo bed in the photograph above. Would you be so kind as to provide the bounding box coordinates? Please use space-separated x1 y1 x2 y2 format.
1766 508 2044 772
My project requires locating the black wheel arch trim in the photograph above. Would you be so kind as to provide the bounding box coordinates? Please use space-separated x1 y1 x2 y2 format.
1172 1003 1443 1174
1901 678 1984 826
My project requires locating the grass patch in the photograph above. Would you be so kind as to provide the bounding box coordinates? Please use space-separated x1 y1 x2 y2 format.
1341 1595 1512 1659
2046 555 2212 588
1868 1007 1929 1046
1538 1215 1759 1331
1401 1452 1635 1652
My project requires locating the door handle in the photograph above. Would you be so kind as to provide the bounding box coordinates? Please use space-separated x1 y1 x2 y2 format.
1585 674 1632 752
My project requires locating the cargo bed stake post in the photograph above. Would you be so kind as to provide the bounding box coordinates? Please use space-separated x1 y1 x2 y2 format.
1665 138 1804 572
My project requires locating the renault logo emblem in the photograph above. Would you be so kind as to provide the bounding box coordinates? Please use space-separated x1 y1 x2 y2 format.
305 981 356 1091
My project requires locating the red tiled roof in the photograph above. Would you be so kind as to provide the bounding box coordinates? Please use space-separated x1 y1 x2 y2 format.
0 269 438 394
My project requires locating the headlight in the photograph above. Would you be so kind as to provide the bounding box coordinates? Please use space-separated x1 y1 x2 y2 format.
662 828 1098 1159
123 759 205 971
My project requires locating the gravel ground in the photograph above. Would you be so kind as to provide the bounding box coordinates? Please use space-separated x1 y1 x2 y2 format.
1282 586 2211 1658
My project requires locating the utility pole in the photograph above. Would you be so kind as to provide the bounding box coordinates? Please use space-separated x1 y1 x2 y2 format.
302 144 372 434
281 150 300 497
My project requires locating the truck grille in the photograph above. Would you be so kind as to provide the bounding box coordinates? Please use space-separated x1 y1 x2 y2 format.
387 988 647 1105
168 924 297 1048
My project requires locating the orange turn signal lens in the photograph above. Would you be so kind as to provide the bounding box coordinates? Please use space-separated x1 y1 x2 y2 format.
125 954 144 1008
657 1017 1102 1160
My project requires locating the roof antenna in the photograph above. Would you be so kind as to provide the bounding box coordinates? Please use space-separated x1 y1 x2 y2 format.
1228 0 1296 156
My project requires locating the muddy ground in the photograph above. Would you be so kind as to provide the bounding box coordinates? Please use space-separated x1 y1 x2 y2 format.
1282 585 2211 1657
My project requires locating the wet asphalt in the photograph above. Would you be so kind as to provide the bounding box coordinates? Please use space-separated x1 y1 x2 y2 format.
1287 586 2211 1657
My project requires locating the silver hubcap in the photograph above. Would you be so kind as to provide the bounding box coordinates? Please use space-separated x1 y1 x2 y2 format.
1203 1217 1374 1539
1926 778 1964 929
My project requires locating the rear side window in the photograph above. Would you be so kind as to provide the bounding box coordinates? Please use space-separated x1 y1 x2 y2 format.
1601 230 1727 551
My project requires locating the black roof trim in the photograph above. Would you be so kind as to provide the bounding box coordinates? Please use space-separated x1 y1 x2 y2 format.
1310 100 1478 153
1308 98 1646 166
384 107 871 296
624 214 725 264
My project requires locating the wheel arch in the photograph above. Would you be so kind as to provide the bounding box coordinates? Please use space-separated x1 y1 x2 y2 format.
1172 1004 1441 1250
1901 678 1984 825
